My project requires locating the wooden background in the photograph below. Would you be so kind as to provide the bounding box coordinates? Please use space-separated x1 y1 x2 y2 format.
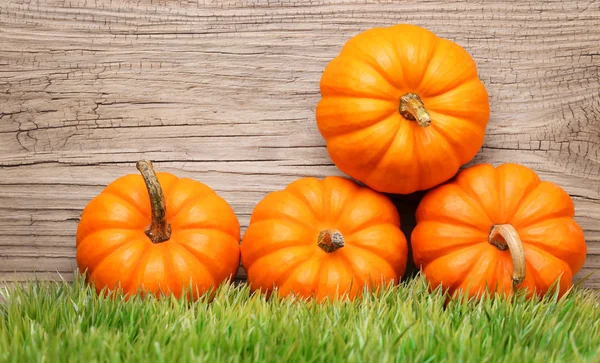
1 0 599 288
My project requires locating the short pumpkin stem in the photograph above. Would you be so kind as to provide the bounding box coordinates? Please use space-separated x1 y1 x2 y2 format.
399 93 431 127
488 224 526 288
318 229 344 253
136 160 171 243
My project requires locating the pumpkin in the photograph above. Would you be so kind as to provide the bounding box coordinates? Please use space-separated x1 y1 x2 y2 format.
241 176 408 301
411 163 587 299
316 24 490 194
76 160 240 299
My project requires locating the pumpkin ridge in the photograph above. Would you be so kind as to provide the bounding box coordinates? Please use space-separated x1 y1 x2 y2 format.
332 188 367 228
454 246 500 297
447 244 489 293
519 216 581 242
172 239 221 285
83 237 147 278
125 245 159 296
426 113 475 166
88 238 149 294
160 243 177 294
248 190 314 226
163 241 186 292
77 194 150 241
174 228 239 245
425 127 462 176
320 86 397 102
326 115 402 182
78 220 144 242
320 178 330 222
314 257 346 299
264 248 319 290
167 190 217 223
417 211 486 231
248 216 314 235
320 177 358 224
492 254 511 295
426 109 483 132
483 248 502 295
424 244 485 292
365 116 405 184
493 166 505 222
454 184 495 229
77 229 142 265
496 164 540 220
409 126 422 189
76 220 144 244
511 182 569 228
521 241 576 276
415 239 487 267
277 258 322 298
164 180 216 219
274 251 321 290
521 259 541 296
416 39 480 99
422 79 489 119
519 243 554 262
343 223 404 252
312 258 329 298
352 47 404 92
101 189 150 220
284 185 324 222
341 245 398 283
172 221 235 238
318 105 398 139
344 216 398 236
491 252 528 297
522 245 572 297
242 234 312 268
247 245 315 274
336 251 366 294
389 27 438 91
416 72 481 99
172 208 239 238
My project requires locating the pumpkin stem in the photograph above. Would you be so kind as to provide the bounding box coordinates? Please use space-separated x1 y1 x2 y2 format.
136 160 171 243
399 93 431 127
488 224 526 288
318 229 344 253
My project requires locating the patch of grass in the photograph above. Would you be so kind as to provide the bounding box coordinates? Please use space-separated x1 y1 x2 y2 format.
1 275 599 362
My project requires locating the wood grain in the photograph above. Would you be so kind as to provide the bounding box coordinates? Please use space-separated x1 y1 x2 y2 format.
1 0 599 287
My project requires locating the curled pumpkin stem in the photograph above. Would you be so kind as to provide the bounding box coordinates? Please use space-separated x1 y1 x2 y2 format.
399 93 431 127
137 160 171 243
488 224 526 288
318 229 344 253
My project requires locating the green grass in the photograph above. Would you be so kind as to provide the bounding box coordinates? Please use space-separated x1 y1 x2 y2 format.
1 275 599 363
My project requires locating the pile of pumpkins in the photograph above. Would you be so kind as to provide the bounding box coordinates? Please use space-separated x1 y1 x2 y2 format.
76 24 587 302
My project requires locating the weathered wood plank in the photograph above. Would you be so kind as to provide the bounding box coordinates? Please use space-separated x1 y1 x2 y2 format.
1 0 599 287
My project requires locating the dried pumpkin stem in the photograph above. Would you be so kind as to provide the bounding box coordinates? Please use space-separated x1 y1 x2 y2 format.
136 160 171 243
318 229 344 253
488 224 526 288
399 93 431 127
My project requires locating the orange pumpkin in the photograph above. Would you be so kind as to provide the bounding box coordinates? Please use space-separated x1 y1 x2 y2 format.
76 160 240 299
241 176 408 301
316 24 490 194
411 163 587 299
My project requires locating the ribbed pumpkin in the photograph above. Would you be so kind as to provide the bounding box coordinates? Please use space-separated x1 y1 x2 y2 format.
411 163 587 299
76 161 240 299
317 24 490 194
241 176 408 301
